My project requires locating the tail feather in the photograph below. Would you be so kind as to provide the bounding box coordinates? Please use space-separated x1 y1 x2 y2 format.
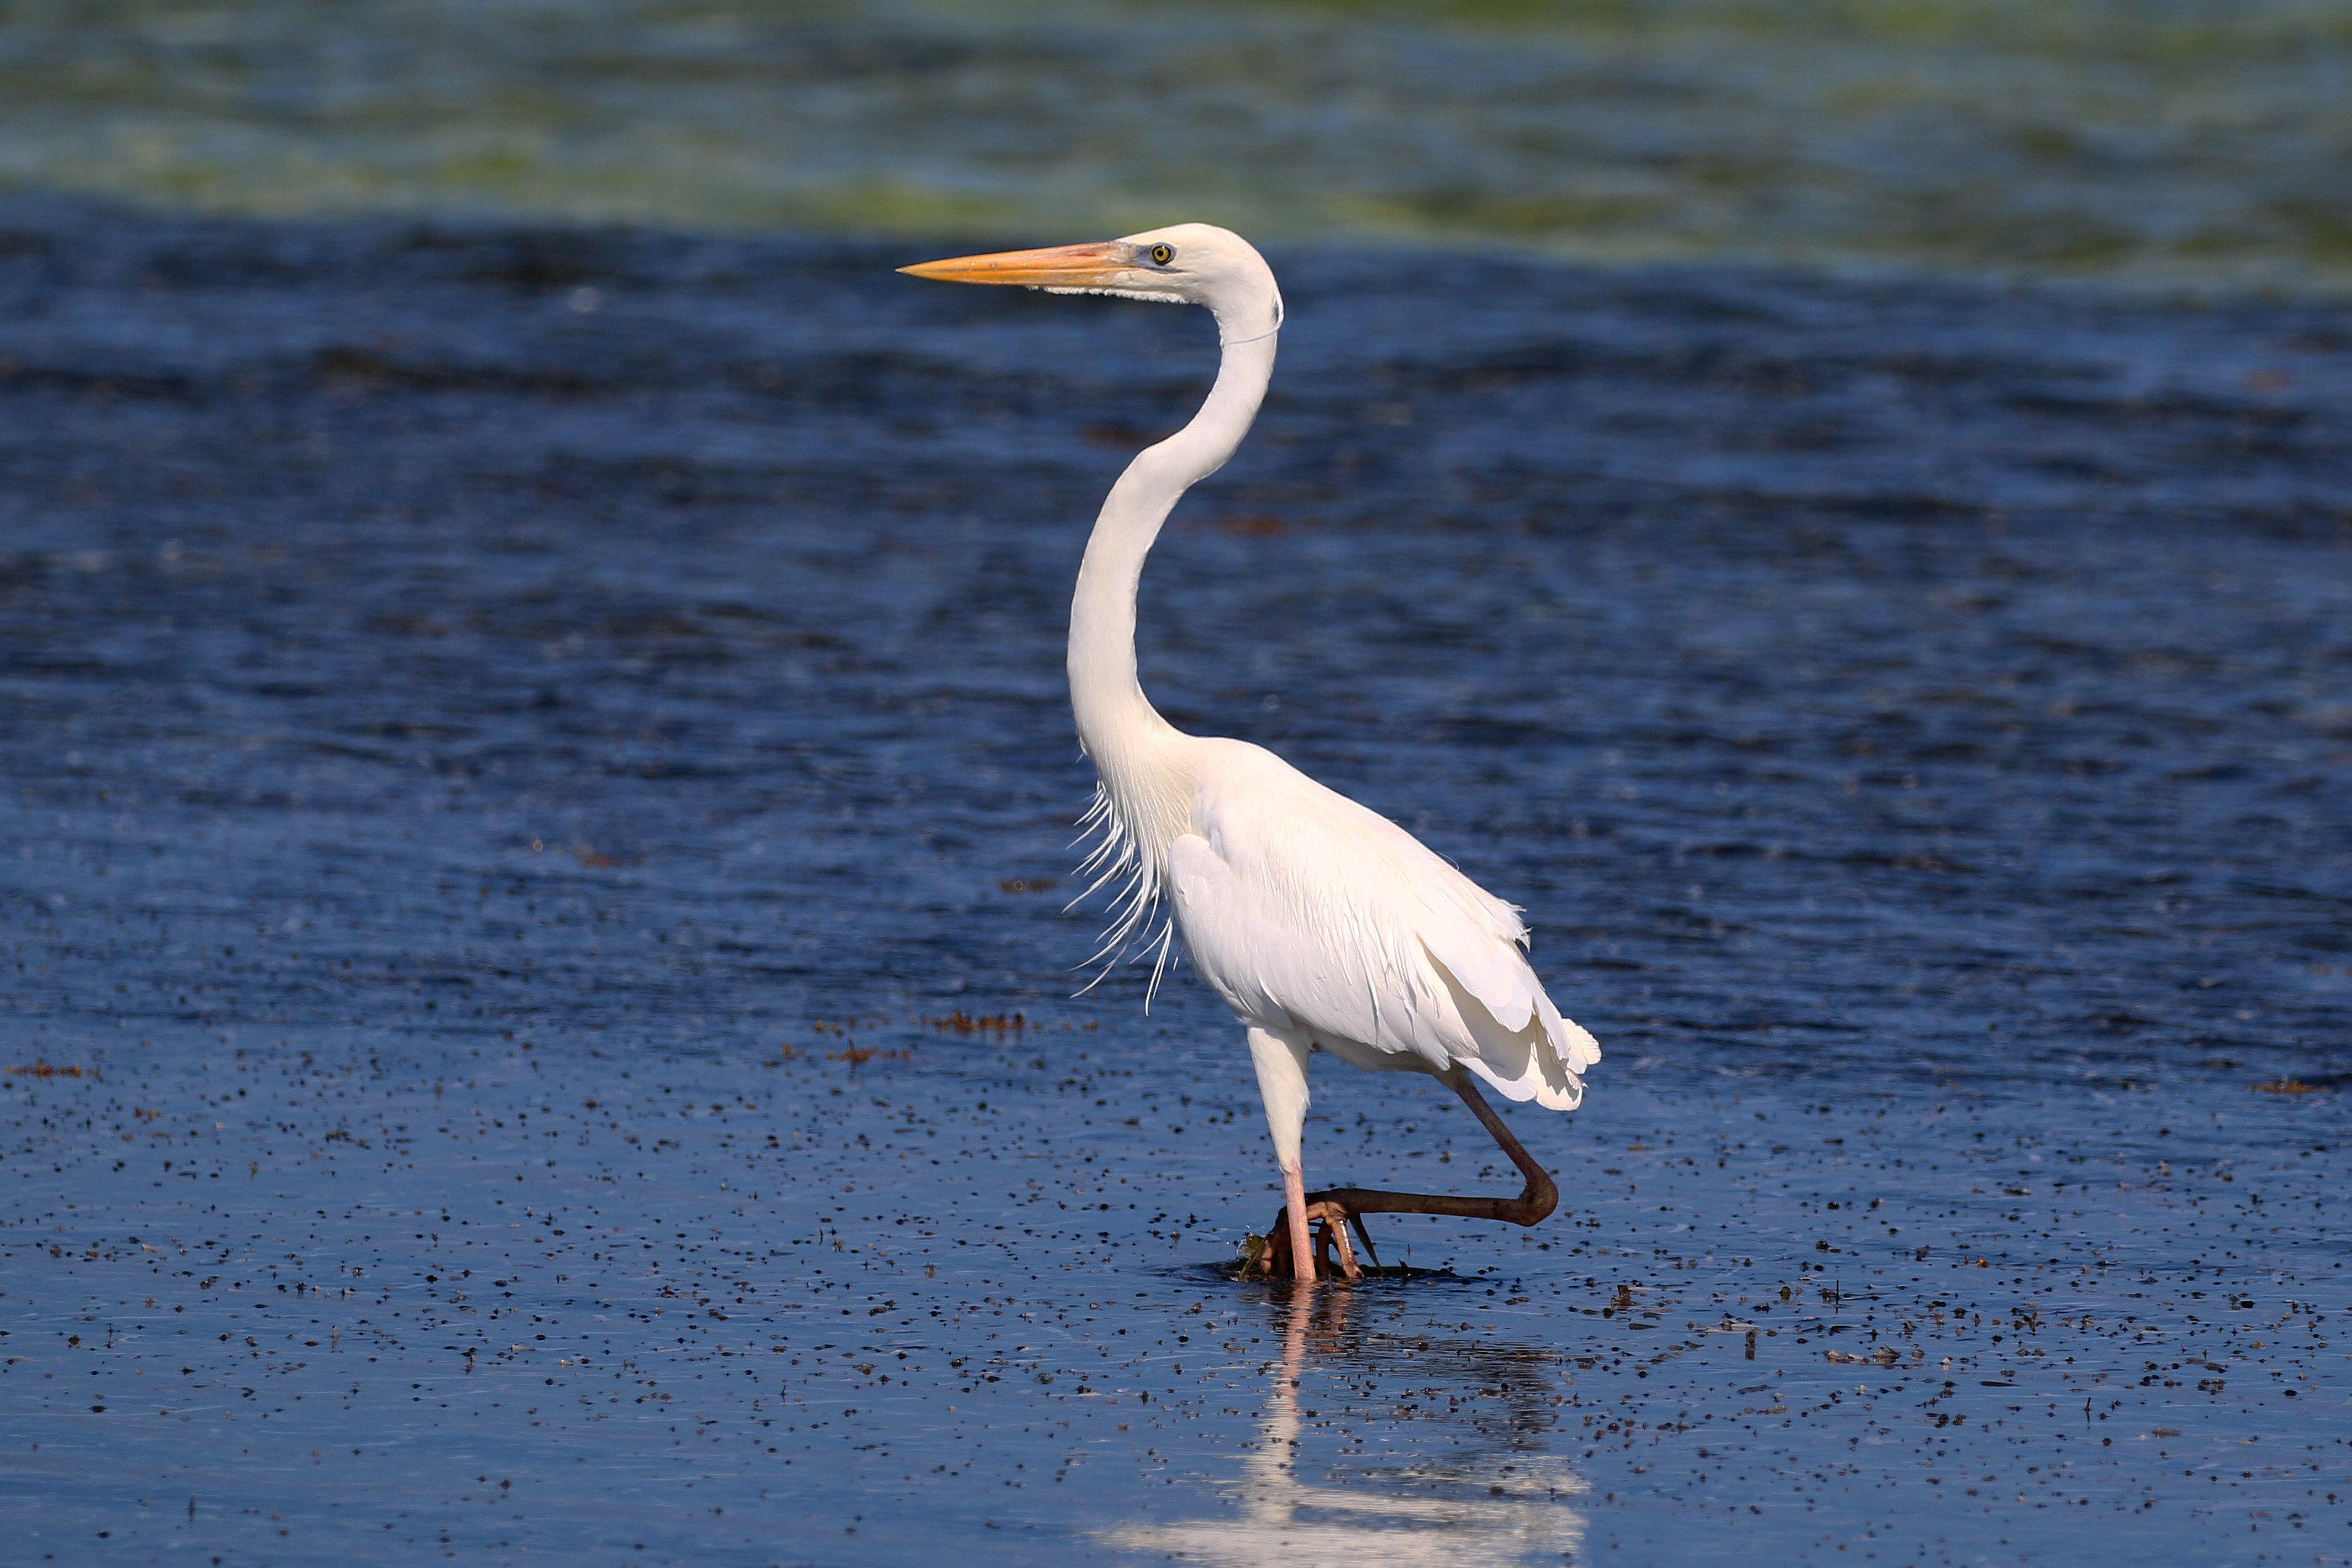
1427 944 1599 1112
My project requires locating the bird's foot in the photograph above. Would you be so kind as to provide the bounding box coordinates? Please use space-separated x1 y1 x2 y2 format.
1313 1203 1364 1281
1248 1200 1364 1282
1305 1195 1383 1270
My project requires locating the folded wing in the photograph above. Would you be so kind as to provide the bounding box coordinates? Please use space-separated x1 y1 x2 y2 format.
1167 738 1598 1111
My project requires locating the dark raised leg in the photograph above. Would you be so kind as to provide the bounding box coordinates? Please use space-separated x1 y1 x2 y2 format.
1247 1069 1557 1281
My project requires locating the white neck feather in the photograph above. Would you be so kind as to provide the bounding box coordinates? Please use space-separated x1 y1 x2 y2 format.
1068 329 1275 756
1067 326 1277 977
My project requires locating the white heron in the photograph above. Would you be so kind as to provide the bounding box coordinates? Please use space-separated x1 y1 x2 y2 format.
903 225 1601 1282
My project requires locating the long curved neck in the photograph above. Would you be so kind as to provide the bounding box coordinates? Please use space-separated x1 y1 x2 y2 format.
1068 329 1277 764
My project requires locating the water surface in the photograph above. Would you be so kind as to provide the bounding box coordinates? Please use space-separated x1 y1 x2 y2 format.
1 200 2350 1564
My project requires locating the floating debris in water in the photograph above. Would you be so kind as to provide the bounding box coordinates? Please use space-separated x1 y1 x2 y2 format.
2252 1078 2322 1095
925 1012 1028 1035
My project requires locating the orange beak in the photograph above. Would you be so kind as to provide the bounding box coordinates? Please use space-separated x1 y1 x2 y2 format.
898 240 1132 287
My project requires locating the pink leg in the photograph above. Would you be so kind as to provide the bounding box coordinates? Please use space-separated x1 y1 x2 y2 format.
1282 1162 1317 1283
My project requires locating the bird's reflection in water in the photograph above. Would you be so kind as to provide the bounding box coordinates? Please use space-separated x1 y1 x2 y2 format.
1105 1285 1587 1566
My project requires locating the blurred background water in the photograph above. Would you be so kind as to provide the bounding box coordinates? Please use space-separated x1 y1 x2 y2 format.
1 0 2350 288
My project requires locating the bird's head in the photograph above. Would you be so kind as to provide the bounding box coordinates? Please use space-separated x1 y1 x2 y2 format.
900 223 1283 344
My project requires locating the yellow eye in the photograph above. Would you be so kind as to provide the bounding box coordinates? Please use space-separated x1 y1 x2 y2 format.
1149 244 1174 265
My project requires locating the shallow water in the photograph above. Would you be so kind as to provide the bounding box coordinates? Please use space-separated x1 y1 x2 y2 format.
2 199 2351 1564
2 1 2351 285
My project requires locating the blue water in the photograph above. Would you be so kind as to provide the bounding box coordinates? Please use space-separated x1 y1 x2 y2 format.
1 199 2350 1564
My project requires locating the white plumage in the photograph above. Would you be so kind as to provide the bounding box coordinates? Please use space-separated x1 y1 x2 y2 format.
1169 736 1596 1111
902 223 1600 1280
